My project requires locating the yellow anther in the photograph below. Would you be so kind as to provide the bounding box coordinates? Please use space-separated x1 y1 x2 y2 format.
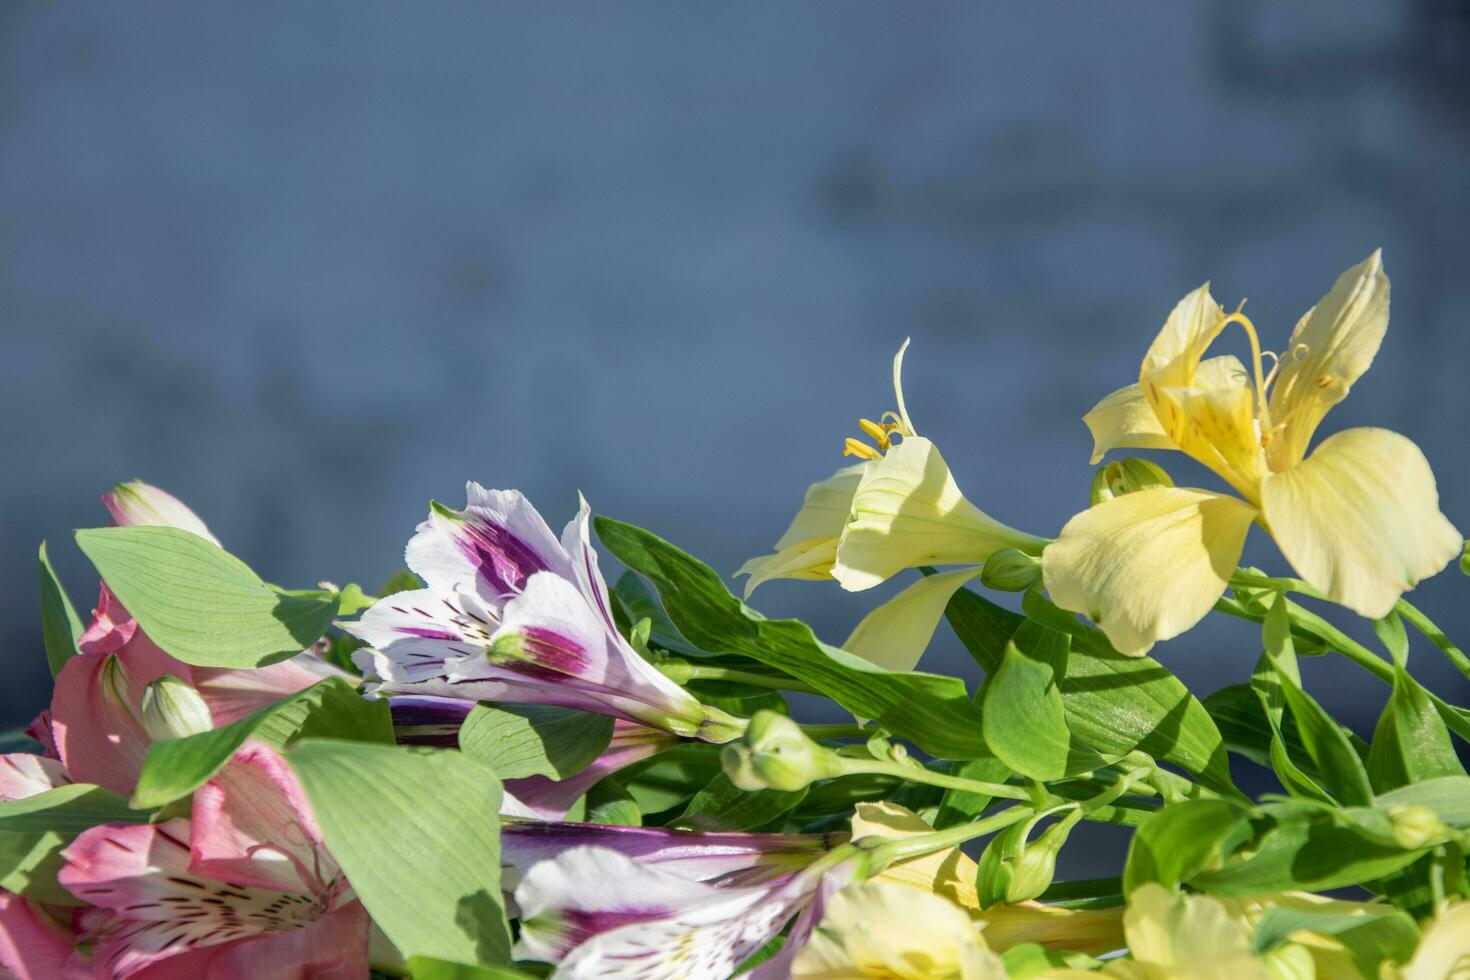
842 438 882 461
857 418 893 450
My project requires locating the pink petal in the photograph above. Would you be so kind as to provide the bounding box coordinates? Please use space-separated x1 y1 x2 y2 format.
0 889 75 980
22 712 59 761
101 481 220 547
60 821 335 979
189 741 333 894
0 754 70 802
191 651 351 727
50 652 154 796
119 902 370 980
77 585 138 656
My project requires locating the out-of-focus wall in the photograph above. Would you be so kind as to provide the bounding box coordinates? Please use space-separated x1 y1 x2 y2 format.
4 2 1468 753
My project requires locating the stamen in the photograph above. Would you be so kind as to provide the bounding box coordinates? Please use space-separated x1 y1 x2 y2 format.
857 418 892 451
842 438 882 461
1213 310 1272 436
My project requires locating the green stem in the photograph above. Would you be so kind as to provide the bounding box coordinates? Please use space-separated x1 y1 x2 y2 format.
671 664 820 695
863 805 1033 870
1396 598 1470 683
799 724 871 740
839 758 1032 802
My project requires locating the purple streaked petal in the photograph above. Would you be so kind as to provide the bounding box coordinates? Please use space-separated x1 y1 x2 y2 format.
501 820 838 889
514 845 823 979
406 484 572 606
387 696 475 747
560 493 619 637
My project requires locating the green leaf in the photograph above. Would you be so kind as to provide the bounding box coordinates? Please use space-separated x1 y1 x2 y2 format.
1251 904 1419 975
1258 599 1374 806
131 677 390 809
947 587 1236 794
74 526 339 668
1190 803 1429 896
674 772 806 831
458 705 614 781
1373 612 1410 668
1366 666 1467 792
618 748 723 817
290 741 513 968
1203 683 1312 771
611 572 704 658
584 780 642 826
596 517 986 758
1123 798 1253 894
38 541 85 676
0 783 152 904
980 623 1071 781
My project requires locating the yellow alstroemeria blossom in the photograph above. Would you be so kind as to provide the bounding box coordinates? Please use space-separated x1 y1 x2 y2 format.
791 881 1008 979
741 340 1046 671
1048 251 1462 655
1395 900 1470 980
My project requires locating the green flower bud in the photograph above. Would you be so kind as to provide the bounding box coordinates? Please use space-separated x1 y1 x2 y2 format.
721 710 844 792
1262 941 1316 980
140 674 213 741
1387 804 1450 849
1089 457 1173 506
979 548 1042 592
976 806 1080 906
1460 539 1470 577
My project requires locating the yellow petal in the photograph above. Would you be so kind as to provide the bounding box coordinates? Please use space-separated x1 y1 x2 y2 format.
842 567 982 671
1262 427 1462 619
735 539 839 598
851 801 980 912
834 437 1045 592
1267 250 1389 469
1042 487 1258 656
1142 282 1228 388
1400 900 1470 980
737 464 865 597
1121 884 1267 980
974 902 1125 957
792 881 1005 979
1083 383 1176 464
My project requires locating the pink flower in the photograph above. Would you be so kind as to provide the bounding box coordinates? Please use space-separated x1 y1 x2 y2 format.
34 482 349 796
0 890 75 980
58 741 369 979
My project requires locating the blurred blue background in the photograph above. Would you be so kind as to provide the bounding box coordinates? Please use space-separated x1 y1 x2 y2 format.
4 1 1469 784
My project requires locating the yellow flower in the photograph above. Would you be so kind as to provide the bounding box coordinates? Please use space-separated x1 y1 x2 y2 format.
1048 251 1462 655
1097 884 1289 980
793 880 1008 979
1396 900 1470 980
742 340 1045 670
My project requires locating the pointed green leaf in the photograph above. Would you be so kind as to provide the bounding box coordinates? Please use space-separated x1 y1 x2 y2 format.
290 741 513 968
0 783 151 905
1366 666 1467 793
74 526 338 669
38 541 85 676
947 587 1236 794
981 623 1071 781
595 517 986 758
1123 798 1253 894
674 772 806 831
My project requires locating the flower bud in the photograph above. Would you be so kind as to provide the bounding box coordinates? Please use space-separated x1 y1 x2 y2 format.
1387 804 1450 849
140 674 213 741
979 548 1042 592
721 710 843 792
1089 458 1173 506
977 807 1080 906
1460 539 1470 577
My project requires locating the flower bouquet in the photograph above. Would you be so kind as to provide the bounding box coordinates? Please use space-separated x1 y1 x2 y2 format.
5 251 1469 978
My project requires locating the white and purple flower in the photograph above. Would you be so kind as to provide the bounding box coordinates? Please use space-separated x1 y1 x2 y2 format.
345 486 738 741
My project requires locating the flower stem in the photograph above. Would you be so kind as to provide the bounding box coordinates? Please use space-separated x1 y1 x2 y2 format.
836 757 1032 801
799 723 871 740
1395 598 1470 683
862 805 1033 870
667 664 820 695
